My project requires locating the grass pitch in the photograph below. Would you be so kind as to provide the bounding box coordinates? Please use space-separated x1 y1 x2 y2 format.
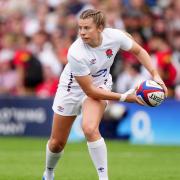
0 137 179 180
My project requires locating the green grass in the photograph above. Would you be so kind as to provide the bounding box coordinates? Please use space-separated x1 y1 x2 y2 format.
0 137 180 180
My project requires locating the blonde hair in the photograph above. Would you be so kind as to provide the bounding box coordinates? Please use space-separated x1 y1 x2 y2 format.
80 9 106 28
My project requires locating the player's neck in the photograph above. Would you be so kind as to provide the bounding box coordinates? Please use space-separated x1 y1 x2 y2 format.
88 35 102 48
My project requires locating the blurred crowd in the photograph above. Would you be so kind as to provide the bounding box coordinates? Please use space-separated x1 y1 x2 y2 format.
0 0 180 99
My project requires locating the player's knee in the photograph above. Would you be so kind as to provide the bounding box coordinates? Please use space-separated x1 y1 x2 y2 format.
49 138 66 153
82 125 96 138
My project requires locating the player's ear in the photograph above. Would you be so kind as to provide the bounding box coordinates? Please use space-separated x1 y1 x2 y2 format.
97 25 104 33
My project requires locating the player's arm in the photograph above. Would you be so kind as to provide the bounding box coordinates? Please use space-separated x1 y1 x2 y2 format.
75 75 143 105
128 40 168 97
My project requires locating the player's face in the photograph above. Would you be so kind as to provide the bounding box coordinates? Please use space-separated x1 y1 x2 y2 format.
78 18 103 47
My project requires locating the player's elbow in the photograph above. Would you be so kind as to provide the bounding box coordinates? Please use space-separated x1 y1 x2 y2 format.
84 86 97 99
88 93 97 99
85 90 96 98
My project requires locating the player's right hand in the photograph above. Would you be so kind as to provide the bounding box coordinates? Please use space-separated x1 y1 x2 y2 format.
120 88 145 105
125 94 145 105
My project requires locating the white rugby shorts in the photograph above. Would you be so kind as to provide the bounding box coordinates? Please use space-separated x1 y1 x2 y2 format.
52 80 112 116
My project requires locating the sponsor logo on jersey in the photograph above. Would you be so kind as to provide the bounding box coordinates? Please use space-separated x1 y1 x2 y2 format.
106 49 113 58
90 58 96 65
92 68 107 77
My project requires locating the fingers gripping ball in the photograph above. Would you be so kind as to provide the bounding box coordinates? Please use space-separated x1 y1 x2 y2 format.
136 80 165 107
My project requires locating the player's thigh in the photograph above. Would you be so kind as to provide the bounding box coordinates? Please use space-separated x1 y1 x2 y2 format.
82 97 107 130
50 113 76 142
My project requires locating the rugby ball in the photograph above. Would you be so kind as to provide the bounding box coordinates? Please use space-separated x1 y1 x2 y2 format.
136 80 165 107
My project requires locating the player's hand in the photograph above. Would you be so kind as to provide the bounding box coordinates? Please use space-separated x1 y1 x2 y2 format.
120 88 145 105
126 94 145 105
152 71 168 97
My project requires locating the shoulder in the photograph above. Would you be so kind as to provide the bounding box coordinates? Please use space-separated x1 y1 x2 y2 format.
68 37 86 60
103 28 132 39
67 38 90 76
102 28 133 51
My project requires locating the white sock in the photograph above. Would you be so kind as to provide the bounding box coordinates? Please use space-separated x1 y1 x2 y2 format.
87 138 108 180
45 142 64 178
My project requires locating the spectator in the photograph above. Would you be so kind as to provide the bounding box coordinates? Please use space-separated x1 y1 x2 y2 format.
116 62 145 93
144 36 177 97
172 32 180 85
0 49 17 95
0 0 179 99
36 65 59 98
13 50 43 96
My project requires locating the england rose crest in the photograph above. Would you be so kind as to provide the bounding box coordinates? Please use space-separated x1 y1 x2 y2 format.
106 49 113 58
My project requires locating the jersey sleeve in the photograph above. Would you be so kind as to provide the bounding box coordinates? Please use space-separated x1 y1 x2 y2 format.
112 29 133 51
68 54 90 76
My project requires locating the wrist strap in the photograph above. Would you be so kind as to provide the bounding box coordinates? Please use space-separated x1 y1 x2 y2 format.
119 93 127 102
119 89 136 102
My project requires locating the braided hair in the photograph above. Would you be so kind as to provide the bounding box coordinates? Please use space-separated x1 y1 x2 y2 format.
80 9 106 28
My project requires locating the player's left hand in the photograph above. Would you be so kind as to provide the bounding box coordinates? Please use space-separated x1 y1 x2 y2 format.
123 88 145 106
152 73 168 97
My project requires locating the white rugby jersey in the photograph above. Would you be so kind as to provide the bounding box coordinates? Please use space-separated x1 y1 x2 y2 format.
59 28 133 92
